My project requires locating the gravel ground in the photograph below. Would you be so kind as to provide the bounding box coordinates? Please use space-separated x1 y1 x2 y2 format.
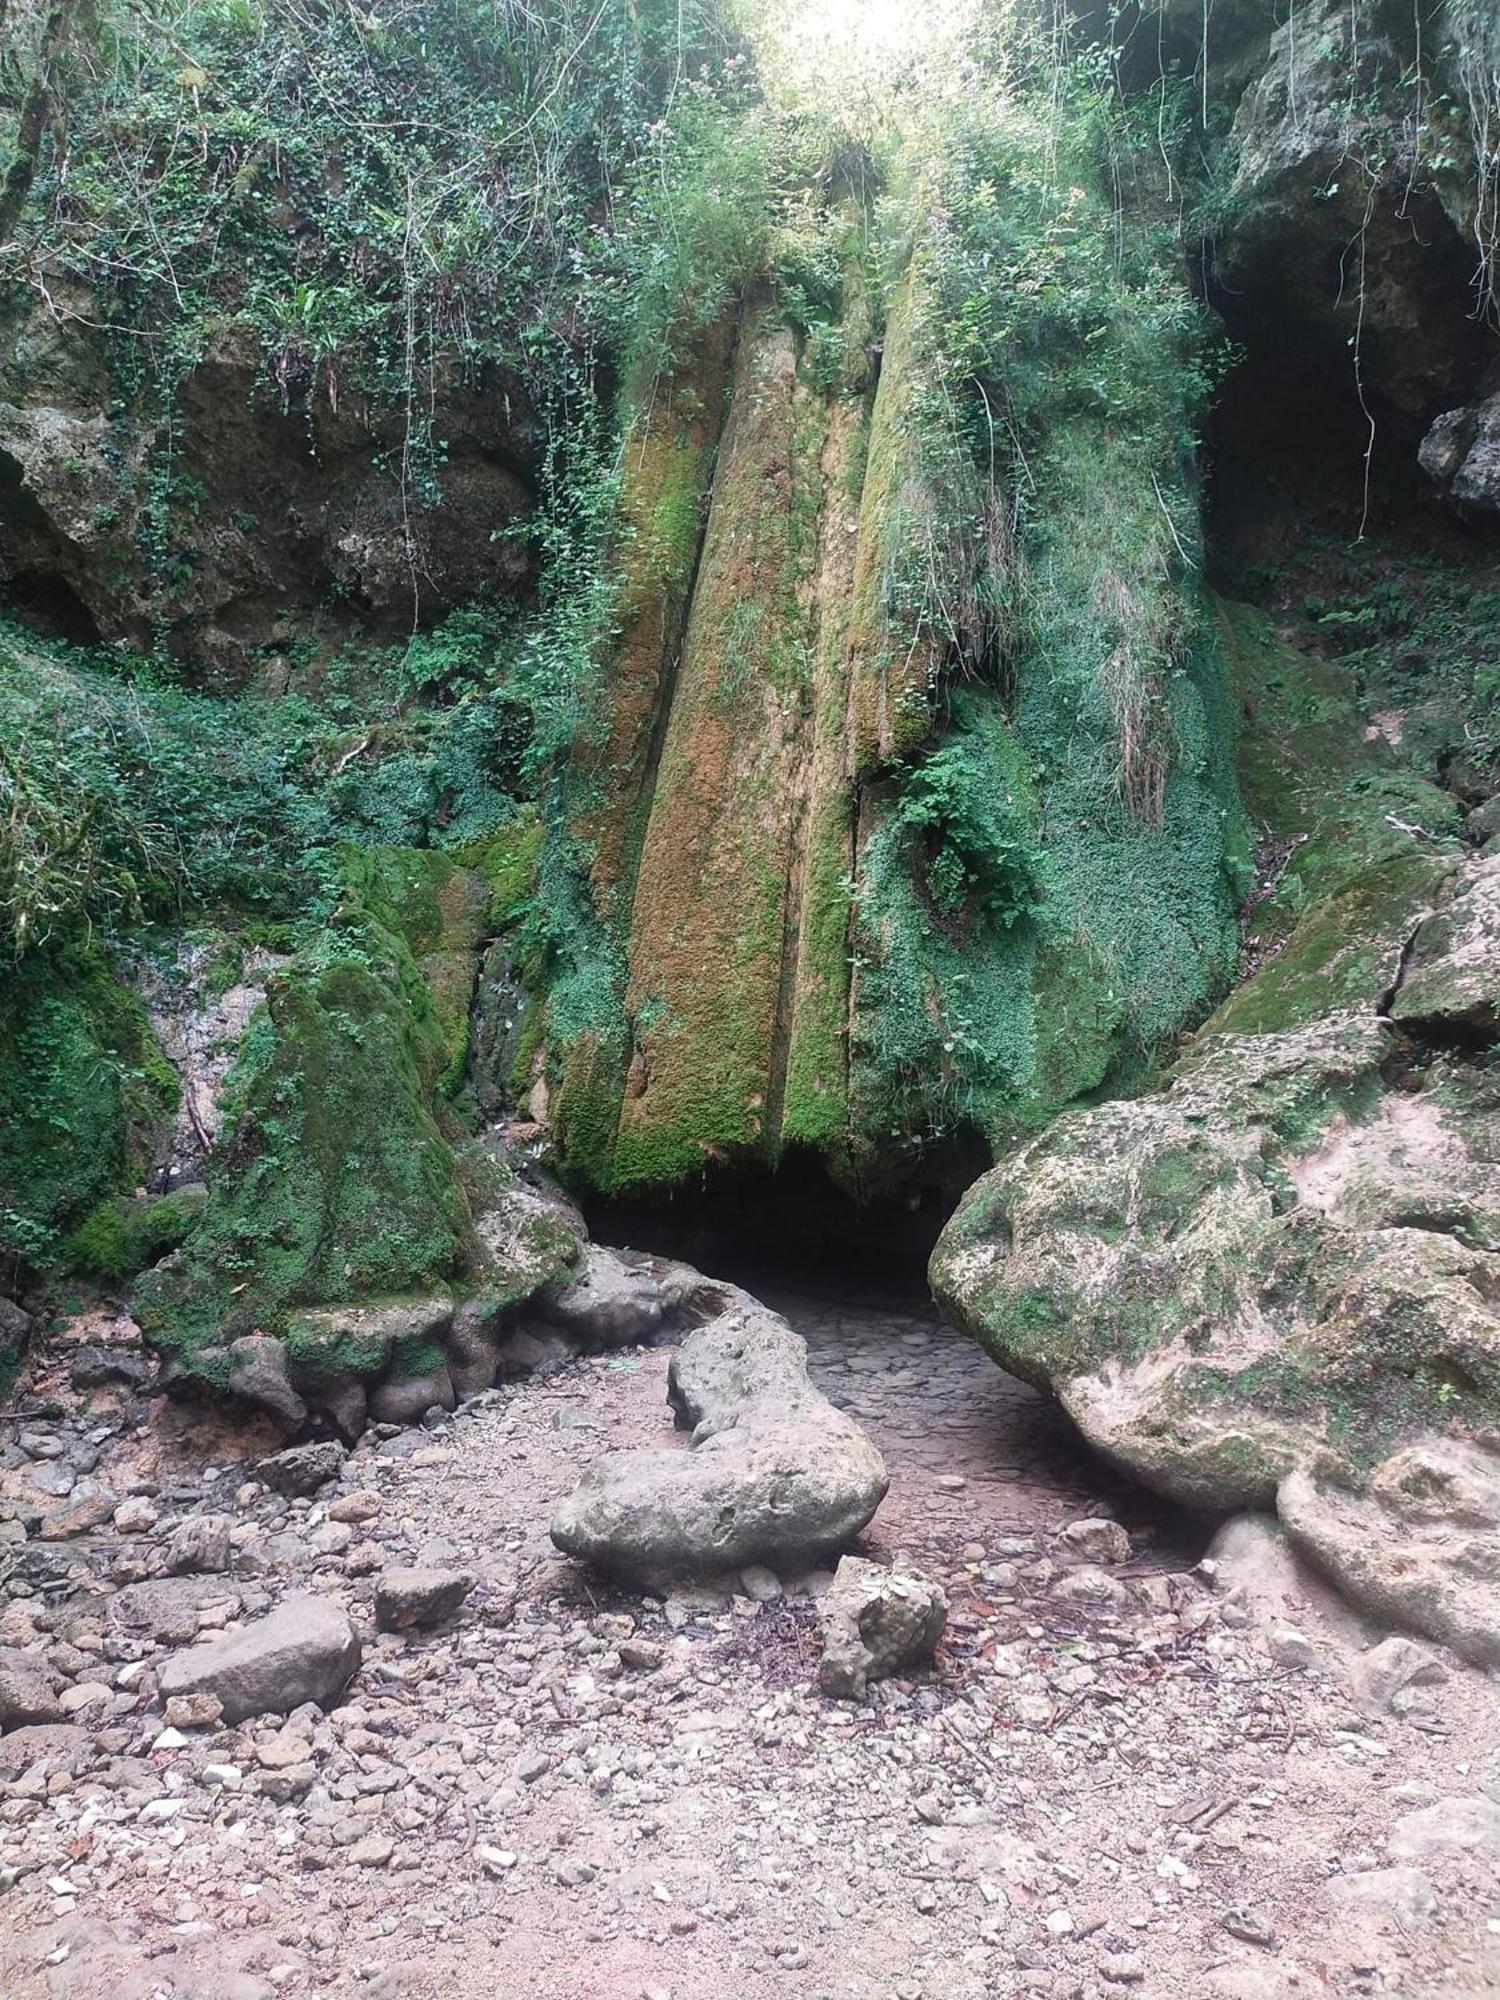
3 1281 1500 2000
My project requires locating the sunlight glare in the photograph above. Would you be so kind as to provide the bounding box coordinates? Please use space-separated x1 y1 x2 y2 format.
750 0 980 113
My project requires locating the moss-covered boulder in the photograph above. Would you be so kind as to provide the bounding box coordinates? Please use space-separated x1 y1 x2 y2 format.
934 852 1500 1659
136 908 472 1374
131 850 584 1431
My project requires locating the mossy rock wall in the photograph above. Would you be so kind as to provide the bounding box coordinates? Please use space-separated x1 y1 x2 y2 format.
0 948 178 1283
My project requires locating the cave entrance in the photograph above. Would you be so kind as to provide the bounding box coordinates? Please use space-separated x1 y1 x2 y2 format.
583 1147 1215 1574
580 1142 985 1299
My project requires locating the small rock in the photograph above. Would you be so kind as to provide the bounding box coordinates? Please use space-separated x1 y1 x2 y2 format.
1100 1951 1146 1984
328 1490 381 1524
0 1646 64 1728
350 1834 394 1868
1389 1795 1500 1862
70 1345 153 1391
113 1495 159 1535
165 1513 233 1576
1219 1907 1275 1947
159 1592 362 1723
1351 1636 1448 1713
163 1691 224 1730
739 1564 783 1603
58 1681 111 1714
1051 1565 1128 1614
619 1639 664 1672
1328 1866 1438 1926
1063 1518 1131 1564
256 1727 313 1770
818 1556 947 1700
373 1567 473 1632
36 1493 115 1541
368 1367 455 1427
1266 1621 1316 1670
260 1442 344 1498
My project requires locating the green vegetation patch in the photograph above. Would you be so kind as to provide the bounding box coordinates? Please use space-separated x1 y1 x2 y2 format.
137 893 472 1371
0 949 178 1285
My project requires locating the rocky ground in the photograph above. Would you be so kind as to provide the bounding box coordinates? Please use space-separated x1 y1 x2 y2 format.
3 1280 1500 2000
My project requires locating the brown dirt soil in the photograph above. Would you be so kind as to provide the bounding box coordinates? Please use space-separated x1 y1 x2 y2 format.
2 1287 1499 2000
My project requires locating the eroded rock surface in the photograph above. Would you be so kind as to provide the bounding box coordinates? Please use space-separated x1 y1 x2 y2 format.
158 1594 361 1724
817 1556 948 1700
934 852 1500 1661
550 1285 888 1583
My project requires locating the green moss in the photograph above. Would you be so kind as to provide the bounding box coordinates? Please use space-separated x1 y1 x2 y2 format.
779 782 854 1152
136 894 472 1369
0 947 178 1280
387 1333 447 1382
461 812 544 929
1204 599 1466 1038
59 1186 206 1283
282 1317 392 1381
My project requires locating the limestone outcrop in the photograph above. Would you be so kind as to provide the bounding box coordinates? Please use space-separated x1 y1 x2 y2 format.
934 846 1500 1660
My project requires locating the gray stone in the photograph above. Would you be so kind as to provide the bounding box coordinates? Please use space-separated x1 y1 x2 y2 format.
1328 1865 1438 1926
0 1722 88 1777
1207 1513 1363 1653
1281 1440 1500 1669
226 1335 306 1429
495 1326 572 1378
551 1283 888 1583
70 1344 153 1391
1420 395 1500 514
0 1645 64 1728
1389 854 1500 1036
933 991 1500 1661
315 1376 368 1444
109 1574 241 1644
1388 1795 1500 1864
373 1567 473 1631
158 1593 361 1723
368 1364 455 1427
259 1441 344 1497
0 1295 32 1353
1350 1636 1448 1714
445 1301 502 1400
818 1557 947 1700
165 1512 234 1576
539 1245 665 1347
1061 1518 1130 1564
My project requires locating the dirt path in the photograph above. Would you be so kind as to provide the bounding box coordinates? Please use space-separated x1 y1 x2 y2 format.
3 1283 1500 2000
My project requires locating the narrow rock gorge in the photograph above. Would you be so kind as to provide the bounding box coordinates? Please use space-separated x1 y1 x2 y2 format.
2 2 1499 1996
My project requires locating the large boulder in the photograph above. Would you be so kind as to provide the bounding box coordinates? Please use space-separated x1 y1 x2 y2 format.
158 1594 361 1723
933 855 1500 1662
537 1245 667 1347
1281 1441 1500 1667
550 1283 888 1584
1419 395 1500 515
1389 854 1500 1034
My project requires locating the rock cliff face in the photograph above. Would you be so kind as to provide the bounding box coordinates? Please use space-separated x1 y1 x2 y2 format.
0 300 536 677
